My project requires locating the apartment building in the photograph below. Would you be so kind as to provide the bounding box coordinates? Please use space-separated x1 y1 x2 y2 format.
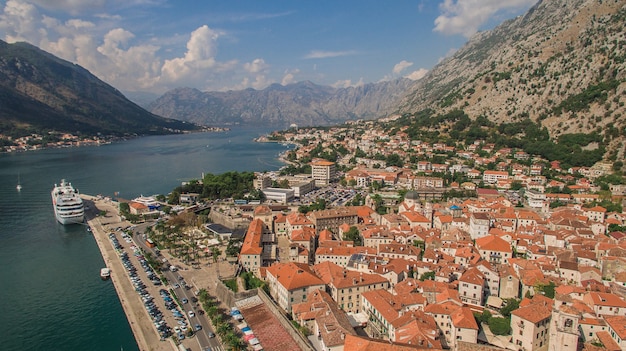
309 207 359 235
313 261 389 313
311 159 336 186
511 298 552 351
265 262 326 313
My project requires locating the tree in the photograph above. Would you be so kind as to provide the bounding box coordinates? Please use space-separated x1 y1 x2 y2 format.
510 181 524 191
419 271 435 281
119 202 130 215
500 298 520 318
386 153 404 167
343 226 362 246
488 317 511 335
534 281 556 298
211 246 222 263
475 309 492 324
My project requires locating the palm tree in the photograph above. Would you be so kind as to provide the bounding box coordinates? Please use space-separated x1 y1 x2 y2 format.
217 321 231 337
225 332 244 351
207 306 218 317
211 246 222 263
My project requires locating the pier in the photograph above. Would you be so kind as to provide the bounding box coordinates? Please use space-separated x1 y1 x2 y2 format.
82 194 176 351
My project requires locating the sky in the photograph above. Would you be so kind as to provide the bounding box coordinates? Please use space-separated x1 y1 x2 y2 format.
0 0 538 95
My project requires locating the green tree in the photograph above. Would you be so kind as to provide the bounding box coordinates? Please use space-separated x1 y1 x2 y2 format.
211 246 222 263
386 154 404 167
500 298 520 318
342 226 362 246
534 281 556 298
419 271 435 281
488 317 511 335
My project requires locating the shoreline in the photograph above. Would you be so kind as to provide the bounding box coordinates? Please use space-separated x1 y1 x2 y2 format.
82 194 174 351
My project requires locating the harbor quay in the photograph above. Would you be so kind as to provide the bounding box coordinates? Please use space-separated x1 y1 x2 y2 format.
82 194 176 351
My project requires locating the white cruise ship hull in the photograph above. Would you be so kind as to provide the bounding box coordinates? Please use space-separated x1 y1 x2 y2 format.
55 212 85 225
52 179 85 225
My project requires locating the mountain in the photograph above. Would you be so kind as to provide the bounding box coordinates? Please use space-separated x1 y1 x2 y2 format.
0 40 197 136
148 79 413 128
397 0 626 143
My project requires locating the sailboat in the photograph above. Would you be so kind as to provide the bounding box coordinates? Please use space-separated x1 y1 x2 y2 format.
16 173 22 191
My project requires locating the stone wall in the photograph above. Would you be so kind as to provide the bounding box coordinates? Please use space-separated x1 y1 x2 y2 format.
209 209 251 229
214 278 257 310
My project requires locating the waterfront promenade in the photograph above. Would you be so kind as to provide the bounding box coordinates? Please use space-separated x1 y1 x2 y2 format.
82 194 175 351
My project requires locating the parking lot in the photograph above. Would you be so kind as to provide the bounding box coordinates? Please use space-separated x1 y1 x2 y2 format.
108 230 192 341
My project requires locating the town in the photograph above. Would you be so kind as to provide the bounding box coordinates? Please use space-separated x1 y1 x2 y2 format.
123 119 626 351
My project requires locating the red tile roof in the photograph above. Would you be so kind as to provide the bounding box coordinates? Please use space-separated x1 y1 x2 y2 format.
266 262 325 291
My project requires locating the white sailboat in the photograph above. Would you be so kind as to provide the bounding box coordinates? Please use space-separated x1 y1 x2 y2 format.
16 173 22 191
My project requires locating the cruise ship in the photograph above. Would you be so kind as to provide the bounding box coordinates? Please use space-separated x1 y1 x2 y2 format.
51 179 85 225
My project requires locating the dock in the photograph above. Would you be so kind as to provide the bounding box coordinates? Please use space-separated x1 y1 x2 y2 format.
82 194 176 351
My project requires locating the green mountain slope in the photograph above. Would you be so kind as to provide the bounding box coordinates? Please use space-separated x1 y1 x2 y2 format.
0 40 197 136
397 0 626 160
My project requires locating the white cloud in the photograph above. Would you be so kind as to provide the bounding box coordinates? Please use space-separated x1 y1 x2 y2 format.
161 25 221 82
243 58 268 73
332 78 364 89
393 60 413 75
0 0 41 42
281 68 299 85
405 68 428 81
304 50 357 59
434 0 536 37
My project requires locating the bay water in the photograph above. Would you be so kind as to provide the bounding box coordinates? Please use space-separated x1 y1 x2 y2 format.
0 127 287 351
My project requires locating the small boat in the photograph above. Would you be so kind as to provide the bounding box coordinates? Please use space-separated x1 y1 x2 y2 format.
100 268 111 280
16 173 22 191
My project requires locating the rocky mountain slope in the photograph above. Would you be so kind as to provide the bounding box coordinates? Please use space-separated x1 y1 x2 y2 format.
0 40 197 136
398 0 626 143
148 79 413 128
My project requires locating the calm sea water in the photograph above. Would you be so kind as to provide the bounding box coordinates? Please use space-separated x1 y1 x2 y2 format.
0 127 287 351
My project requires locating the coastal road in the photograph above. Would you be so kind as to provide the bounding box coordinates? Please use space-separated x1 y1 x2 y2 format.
131 227 223 351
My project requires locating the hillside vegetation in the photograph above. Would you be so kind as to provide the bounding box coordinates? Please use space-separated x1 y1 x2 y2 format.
397 0 626 163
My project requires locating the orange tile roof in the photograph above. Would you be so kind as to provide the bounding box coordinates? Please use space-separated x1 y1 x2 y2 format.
291 226 316 241
604 315 626 339
585 292 626 307
596 331 622 351
401 211 430 223
459 267 485 286
266 262 325 291
475 235 512 253
451 306 479 330
240 218 264 255
343 334 443 351
513 295 553 323
312 261 388 289
315 246 373 257
361 289 400 323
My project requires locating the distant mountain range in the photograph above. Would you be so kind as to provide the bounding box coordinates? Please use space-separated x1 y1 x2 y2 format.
0 40 197 137
1 0 624 155
147 79 414 128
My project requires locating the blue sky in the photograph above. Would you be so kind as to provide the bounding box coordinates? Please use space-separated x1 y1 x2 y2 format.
0 0 537 94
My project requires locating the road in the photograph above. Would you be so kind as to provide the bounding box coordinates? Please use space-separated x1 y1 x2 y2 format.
131 223 223 351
